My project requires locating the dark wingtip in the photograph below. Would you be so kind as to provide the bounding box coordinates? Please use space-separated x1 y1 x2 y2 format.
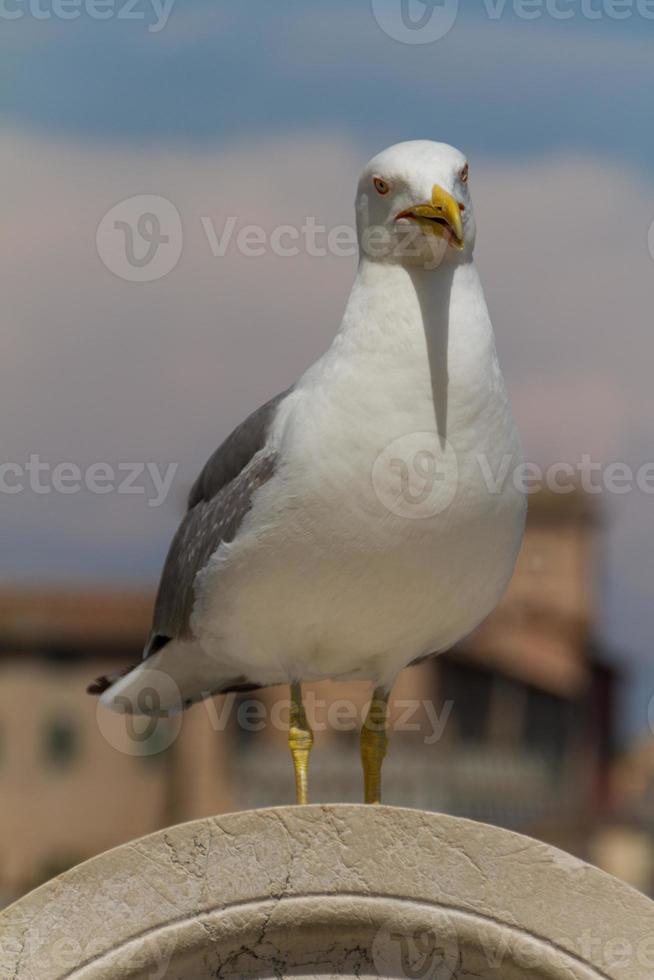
87 676 112 696
86 664 135 697
147 634 171 657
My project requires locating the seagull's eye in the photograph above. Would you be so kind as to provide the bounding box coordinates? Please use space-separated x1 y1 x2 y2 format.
373 176 390 196
460 163 469 184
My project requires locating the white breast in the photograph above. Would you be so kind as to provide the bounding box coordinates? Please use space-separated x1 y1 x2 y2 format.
193 257 526 690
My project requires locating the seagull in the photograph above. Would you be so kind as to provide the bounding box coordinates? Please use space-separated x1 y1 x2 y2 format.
89 141 526 806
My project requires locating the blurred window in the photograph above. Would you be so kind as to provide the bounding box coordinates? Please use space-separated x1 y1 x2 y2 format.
43 719 78 768
524 688 567 767
440 659 493 742
43 648 84 665
231 695 263 751
137 723 173 763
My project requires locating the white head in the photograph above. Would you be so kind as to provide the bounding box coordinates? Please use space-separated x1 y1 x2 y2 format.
355 140 475 268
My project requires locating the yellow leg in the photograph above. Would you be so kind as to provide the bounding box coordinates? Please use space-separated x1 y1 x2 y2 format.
288 681 313 805
360 687 389 805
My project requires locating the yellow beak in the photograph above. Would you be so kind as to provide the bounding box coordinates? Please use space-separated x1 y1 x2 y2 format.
397 184 464 250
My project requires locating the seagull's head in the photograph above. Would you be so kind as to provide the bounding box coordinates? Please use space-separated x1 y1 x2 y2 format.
355 140 476 268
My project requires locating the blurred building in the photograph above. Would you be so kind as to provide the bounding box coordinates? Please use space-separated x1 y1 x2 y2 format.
0 489 622 905
593 737 654 895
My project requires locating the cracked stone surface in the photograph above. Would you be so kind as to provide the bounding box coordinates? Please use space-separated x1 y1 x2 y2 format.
0 805 653 979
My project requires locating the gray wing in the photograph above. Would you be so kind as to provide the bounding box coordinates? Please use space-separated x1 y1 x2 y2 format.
187 388 289 509
147 389 288 653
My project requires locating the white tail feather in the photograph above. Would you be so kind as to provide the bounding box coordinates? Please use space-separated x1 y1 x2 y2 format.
99 640 222 715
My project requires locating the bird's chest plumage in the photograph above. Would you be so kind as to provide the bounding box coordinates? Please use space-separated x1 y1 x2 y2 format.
195 261 525 686
285 275 522 557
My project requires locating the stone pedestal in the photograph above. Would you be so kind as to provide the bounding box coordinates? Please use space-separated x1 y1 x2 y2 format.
2 805 653 978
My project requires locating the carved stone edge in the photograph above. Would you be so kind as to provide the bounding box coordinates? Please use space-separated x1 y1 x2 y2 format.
1 805 652 979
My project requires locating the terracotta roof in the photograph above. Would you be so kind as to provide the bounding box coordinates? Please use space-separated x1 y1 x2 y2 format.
0 588 153 653
526 486 601 525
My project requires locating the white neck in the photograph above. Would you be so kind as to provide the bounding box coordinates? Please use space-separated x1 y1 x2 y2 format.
318 256 500 442
341 255 489 343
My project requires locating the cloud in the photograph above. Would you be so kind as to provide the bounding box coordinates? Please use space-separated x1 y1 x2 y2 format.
2 125 653 725
474 152 654 442
2 3 654 171
473 153 654 688
0 126 363 579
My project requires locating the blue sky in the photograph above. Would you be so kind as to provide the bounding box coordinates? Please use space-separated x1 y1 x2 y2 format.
2 0 654 738
3 1 653 167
